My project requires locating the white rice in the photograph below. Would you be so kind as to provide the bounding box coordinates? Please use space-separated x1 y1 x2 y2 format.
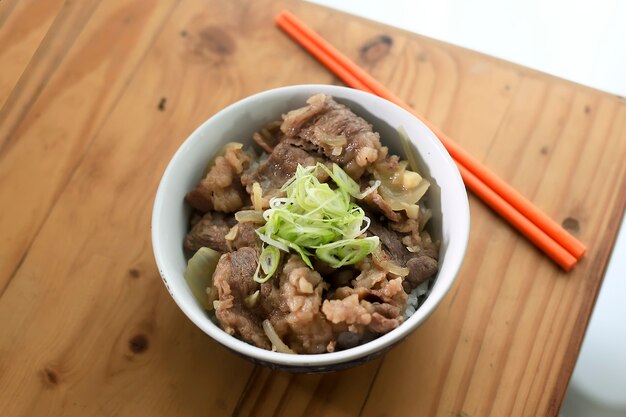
403 280 431 320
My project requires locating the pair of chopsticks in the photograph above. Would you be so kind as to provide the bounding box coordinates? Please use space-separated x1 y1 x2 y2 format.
275 10 587 270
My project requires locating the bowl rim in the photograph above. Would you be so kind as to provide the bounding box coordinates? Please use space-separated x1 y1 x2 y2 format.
152 84 470 367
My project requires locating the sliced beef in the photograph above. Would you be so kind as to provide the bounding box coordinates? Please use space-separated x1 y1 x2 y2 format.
241 142 322 204
326 267 357 288
260 256 335 354
322 268 406 336
405 256 438 291
213 247 269 349
352 268 408 307
281 93 329 135
184 212 236 252
282 136 320 153
335 331 363 350
389 216 419 235
361 188 402 222
227 221 262 252
368 303 403 333
367 216 409 263
280 94 382 178
252 120 283 153
186 212 261 254
367 215 438 292
252 132 273 154
323 294 372 326
186 147 253 213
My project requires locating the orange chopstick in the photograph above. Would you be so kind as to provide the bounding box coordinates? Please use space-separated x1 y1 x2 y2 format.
458 165 577 270
275 10 586 270
273 14 373 93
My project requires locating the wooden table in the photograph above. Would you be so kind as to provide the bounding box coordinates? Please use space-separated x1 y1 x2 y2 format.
1 0 624 416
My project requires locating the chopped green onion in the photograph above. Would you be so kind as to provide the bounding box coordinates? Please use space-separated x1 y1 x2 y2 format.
260 246 280 276
254 245 281 283
315 236 380 268
318 163 381 200
255 163 380 276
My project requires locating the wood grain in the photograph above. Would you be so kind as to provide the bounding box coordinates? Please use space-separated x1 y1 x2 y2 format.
0 0 179 293
0 1 624 416
0 0 65 109
0 0 102 142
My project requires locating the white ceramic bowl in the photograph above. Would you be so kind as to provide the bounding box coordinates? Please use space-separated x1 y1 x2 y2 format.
152 85 470 372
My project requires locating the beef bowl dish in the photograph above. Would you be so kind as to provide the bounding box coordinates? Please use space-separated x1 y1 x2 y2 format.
152 85 470 372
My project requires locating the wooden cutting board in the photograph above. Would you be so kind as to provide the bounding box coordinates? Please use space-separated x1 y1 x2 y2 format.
0 0 624 416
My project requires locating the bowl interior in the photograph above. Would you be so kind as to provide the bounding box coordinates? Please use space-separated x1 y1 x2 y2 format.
152 84 470 367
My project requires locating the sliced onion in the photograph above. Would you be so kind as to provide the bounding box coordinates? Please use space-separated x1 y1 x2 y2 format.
235 210 265 223
398 126 420 172
252 182 263 211
402 203 420 220
262 320 295 354
378 178 430 210
224 224 238 241
184 247 221 310
207 287 219 309
355 180 381 200
372 249 409 277
384 261 410 277
402 171 423 188
314 127 347 147
419 207 433 231
244 290 260 308
372 150 430 210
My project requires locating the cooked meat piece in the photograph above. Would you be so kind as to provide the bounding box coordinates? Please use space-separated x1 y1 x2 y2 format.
362 188 402 222
227 221 261 252
213 247 269 349
241 142 322 204
405 255 438 290
311 259 337 277
370 302 401 319
352 269 408 307
280 94 382 178
189 212 202 228
367 215 439 292
252 121 283 153
186 214 261 254
282 136 320 153
252 132 273 154
372 153 400 172
351 268 387 291
389 216 419 236
327 268 356 288
323 294 372 326
281 93 329 135
369 303 402 333
184 212 237 252
335 331 362 350
323 271 405 336
186 147 253 213
367 216 410 263
260 256 335 354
